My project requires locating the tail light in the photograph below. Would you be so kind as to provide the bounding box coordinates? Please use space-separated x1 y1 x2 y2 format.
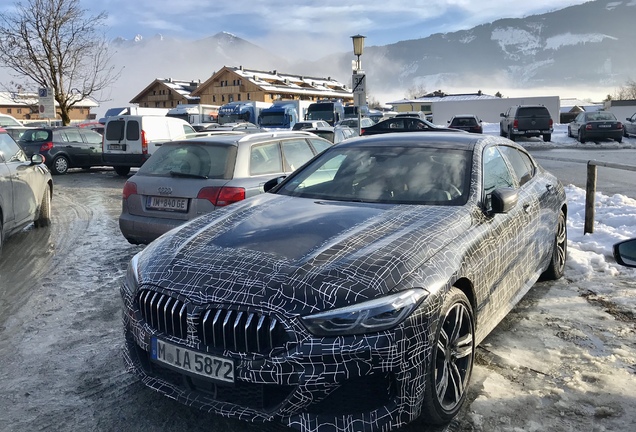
586 124 593 130
141 130 148 154
40 141 53 152
197 186 246 207
617 122 623 129
122 182 138 200
549 118 553 128
513 119 519 129
360 128 366 135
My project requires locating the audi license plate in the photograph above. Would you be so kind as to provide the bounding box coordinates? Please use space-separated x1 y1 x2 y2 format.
598 124 612 128
151 338 235 383
147 196 188 212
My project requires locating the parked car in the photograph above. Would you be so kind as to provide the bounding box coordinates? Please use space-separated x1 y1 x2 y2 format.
304 125 357 143
18 127 105 175
0 127 52 252
567 111 623 143
360 116 460 135
500 105 553 142
102 115 198 176
3 126 37 141
394 111 429 121
623 113 636 137
336 117 375 130
120 131 567 431
119 130 333 245
448 114 483 133
292 120 330 130
0 114 23 128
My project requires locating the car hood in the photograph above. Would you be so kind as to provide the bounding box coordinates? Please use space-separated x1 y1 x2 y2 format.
139 194 472 316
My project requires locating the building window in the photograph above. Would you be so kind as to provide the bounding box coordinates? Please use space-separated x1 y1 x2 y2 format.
247 93 251 100
237 94 241 101
6 108 11 114
80 109 85 114
163 101 166 107
222 95 225 102
155 102 160 107
170 101 174 107
153 90 156 95
229 95 234 102
213 95 216 102
17 108 22 114
420 104 432 112
168 90 172 95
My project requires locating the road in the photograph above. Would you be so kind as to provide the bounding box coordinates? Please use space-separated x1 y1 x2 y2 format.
0 158 634 431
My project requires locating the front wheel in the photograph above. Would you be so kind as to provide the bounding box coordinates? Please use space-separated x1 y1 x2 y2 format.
34 186 51 227
578 128 586 143
567 126 573 138
541 209 567 280
421 287 475 424
52 156 69 175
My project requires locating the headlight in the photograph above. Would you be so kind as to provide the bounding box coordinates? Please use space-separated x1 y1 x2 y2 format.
122 253 141 295
300 288 428 336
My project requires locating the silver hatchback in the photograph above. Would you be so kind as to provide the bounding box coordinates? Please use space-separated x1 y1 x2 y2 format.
119 131 332 244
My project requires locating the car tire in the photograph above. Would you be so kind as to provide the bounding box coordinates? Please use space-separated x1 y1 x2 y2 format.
500 126 507 137
34 186 51 228
114 166 131 176
578 128 586 144
540 209 567 281
52 156 69 175
567 126 573 138
0 218 3 254
421 287 475 425
543 134 551 142
508 128 516 141
615 136 623 143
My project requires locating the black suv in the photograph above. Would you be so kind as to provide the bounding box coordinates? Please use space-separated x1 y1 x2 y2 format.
500 105 553 142
18 127 104 174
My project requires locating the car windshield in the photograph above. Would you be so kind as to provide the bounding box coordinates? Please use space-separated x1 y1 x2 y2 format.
587 112 616 121
276 145 471 205
137 143 237 179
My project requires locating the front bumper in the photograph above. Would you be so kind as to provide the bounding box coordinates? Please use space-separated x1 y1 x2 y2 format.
121 286 435 432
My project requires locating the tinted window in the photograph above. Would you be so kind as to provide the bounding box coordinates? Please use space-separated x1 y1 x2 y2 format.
183 124 196 134
499 146 535 186
250 141 282 175
105 120 125 141
517 107 550 117
138 143 236 179
126 120 140 140
19 129 51 143
61 129 83 143
82 131 103 144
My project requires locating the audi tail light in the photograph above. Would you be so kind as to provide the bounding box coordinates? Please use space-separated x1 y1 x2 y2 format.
123 182 138 200
141 130 148 154
197 186 246 207
617 122 623 130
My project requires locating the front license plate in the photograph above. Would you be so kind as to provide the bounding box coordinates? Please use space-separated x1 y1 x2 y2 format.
151 338 235 383
147 196 188 212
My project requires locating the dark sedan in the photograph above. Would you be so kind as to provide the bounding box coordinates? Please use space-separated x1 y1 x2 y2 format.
120 132 567 431
448 114 483 133
568 111 623 143
0 128 52 252
360 116 460 135
19 127 105 174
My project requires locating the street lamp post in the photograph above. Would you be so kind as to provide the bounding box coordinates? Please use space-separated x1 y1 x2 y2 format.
351 34 366 136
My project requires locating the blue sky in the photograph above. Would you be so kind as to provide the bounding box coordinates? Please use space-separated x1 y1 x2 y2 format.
85 0 590 49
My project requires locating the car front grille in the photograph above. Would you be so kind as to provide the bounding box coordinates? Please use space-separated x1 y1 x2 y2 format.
136 289 290 354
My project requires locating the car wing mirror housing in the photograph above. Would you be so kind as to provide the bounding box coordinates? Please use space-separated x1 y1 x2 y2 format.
490 188 518 214
613 239 636 268
31 154 45 165
264 176 286 193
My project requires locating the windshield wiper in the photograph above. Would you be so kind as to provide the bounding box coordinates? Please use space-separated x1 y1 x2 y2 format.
169 171 208 179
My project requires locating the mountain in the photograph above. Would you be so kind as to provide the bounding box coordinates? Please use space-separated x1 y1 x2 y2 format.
94 0 636 111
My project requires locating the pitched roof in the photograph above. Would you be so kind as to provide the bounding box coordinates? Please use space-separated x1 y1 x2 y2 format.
0 91 98 108
129 78 201 103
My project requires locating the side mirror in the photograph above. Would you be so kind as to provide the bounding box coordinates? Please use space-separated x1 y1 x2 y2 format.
500 113 505 117
490 188 518 214
31 154 45 165
613 239 636 268
263 176 286 193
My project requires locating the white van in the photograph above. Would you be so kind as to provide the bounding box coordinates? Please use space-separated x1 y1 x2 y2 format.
103 115 197 176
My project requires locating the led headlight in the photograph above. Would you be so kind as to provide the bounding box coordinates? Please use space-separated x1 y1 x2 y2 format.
122 253 141 295
300 288 428 336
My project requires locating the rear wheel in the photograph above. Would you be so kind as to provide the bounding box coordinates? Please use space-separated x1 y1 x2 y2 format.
500 126 507 137
508 127 516 141
421 287 475 424
0 218 4 254
541 209 567 280
52 156 69 175
615 136 622 143
34 186 51 228
578 128 586 143
114 166 131 176
543 134 551 142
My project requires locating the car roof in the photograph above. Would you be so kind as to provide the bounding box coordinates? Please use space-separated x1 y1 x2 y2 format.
336 131 482 150
167 130 326 147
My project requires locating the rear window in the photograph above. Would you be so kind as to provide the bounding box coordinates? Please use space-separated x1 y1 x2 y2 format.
450 117 477 127
18 129 51 143
137 143 236 179
517 107 550 117
105 120 125 141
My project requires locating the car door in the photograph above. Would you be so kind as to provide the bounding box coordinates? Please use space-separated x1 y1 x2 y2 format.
0 134 43 227
625 113 636 135
58 128 89 167
80 130 104 166
570 112 584 136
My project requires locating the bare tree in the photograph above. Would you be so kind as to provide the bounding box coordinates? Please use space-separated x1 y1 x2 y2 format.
0 0 120 124
405 84 427 99
613 79 636 100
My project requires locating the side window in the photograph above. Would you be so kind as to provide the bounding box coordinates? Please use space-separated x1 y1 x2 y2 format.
281 139 314 171
308 138 331 154
483 146 515 197
250 141 282 175
0 133 27 162
183 124 196 135
126 120 140 141
499 146 535 186
82 131 103 145
62 129 83 143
